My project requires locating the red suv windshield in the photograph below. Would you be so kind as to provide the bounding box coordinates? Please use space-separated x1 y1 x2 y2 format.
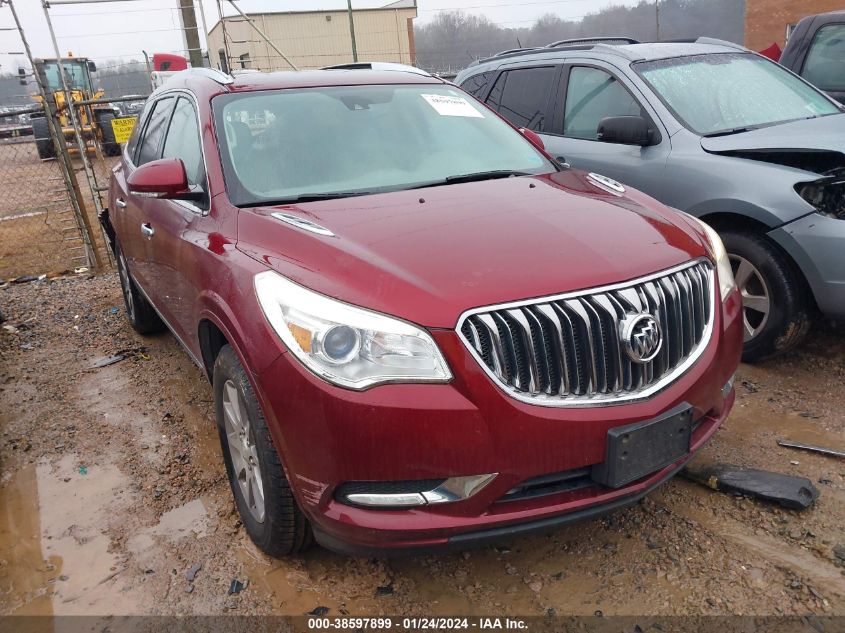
213 84 555 206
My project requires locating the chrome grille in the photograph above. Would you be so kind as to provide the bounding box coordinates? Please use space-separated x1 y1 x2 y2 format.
458 260 714 406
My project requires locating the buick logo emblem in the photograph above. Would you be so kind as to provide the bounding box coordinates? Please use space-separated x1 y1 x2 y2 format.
621 313 662 364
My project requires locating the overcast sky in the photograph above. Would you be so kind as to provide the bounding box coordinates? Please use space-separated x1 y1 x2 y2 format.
0 0 642 72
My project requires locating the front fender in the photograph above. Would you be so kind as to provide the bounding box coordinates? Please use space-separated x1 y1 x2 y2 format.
196 284 285 381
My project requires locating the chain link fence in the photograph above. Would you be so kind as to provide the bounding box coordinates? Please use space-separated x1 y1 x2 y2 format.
0 105 105 280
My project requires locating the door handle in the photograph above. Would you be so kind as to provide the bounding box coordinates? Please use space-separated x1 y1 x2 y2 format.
140 223 155 239
115 197 127 209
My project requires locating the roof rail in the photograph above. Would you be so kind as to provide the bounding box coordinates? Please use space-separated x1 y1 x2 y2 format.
179 67 234 85
320 62 431 77
493 47 542 57
694 36 747 51
546 37 640 48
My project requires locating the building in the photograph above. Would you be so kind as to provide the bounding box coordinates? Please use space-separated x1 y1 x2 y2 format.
206 0 417 72
744 0 842 51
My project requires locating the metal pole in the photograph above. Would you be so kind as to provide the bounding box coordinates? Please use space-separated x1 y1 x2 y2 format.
196 0 211 62
225 0 298 70
3 0 101 270
347 0 358 63
142 50 154 91
216 0 231 71
655 0 660 41
40 0 106 270
178 0 204 68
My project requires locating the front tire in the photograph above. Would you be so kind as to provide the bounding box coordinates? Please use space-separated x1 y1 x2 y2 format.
721 231 810 362
115 242 164 335
213 345 312 557
96 111 121 157
31 117 55 160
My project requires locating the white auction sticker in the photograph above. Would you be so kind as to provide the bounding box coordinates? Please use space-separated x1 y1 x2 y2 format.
421 94 484 118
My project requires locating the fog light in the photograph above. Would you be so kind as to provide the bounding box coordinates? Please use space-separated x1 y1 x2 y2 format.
339 474 497 508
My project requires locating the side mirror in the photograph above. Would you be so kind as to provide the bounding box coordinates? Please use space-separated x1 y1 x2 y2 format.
519 127 545 151
128 158 201 201
87 60 97 73
597 116 654 146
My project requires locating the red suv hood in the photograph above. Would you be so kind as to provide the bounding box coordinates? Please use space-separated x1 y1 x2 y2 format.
236 170 709 328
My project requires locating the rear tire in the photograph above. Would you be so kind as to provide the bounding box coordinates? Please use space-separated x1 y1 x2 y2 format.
721 231 810 362
213 345 313 557
115 242 164 335
96 111 121 157
31 117 55 160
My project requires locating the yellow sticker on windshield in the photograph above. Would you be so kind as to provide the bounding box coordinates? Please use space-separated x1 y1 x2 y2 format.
421 94 484 118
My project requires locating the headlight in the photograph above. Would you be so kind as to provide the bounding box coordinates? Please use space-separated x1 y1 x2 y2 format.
254 271 452 390
681 213 736 301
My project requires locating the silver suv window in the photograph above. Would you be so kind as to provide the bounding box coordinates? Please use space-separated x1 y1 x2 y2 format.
563 67 641 139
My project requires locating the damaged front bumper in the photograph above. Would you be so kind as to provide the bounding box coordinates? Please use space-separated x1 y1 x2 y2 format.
769 212 845 318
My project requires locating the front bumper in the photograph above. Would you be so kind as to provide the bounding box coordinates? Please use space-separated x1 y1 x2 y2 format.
769 213 845 318
251 286 742 556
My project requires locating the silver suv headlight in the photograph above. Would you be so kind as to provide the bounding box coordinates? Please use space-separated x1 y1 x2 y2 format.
255 271 452 390
682 213 737 301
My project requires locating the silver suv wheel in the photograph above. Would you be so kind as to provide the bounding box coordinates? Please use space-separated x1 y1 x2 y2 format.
729 253 771 342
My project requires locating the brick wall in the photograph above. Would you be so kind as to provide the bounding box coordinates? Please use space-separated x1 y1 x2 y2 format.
745 0 844 51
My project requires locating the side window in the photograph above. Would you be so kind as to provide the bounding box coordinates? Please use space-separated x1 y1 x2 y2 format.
562 67 642 140
802 24 845 91
161 97 204 188
124 100 150 162
136 96 175 166
460 71 493 99
486 71 507 112
489 67 556 132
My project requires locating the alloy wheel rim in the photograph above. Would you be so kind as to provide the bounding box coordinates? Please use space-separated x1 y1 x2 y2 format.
729 254 771 343
222 379 265 523
117 252 135 320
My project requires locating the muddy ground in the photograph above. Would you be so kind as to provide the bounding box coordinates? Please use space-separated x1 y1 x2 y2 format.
0 273 843 618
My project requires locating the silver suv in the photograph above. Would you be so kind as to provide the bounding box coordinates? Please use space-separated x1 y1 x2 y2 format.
456 37 845 361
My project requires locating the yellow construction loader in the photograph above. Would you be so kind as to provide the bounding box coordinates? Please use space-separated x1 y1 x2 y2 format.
29 56 121 160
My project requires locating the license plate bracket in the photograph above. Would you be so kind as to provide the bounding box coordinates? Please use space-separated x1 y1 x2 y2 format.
591 403 693 489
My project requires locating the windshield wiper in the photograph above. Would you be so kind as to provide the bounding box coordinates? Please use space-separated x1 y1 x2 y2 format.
244 191 372 206
703 126 752 138
408 170 531 191
444 170 531 184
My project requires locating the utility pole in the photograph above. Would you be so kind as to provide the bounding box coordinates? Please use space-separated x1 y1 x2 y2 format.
655 0 660 41
178 0 204 68
347 0 358 62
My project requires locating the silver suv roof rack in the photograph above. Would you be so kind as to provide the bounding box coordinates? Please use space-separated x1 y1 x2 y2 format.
493 47 542 57
546 37 640 48
694 37 747 51
320 62 431 77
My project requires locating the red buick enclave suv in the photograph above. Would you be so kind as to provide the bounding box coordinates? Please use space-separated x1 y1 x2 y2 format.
102 65 742 557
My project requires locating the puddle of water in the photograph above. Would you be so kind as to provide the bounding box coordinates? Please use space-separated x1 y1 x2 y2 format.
0 463 54 615
128 498 210 571
0 454 139 615
728 404 842 448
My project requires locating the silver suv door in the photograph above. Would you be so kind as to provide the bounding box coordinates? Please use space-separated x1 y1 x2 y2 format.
540 60 671 195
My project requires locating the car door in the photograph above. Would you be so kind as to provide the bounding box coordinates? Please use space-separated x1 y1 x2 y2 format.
141 94 210 341
541 62 671 194
799 23 845 104
114 95 176 294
